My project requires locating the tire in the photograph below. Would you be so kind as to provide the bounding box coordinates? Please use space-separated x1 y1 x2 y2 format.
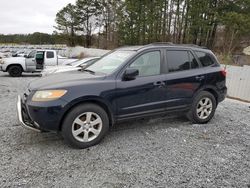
8 65 22 77
186 91 216 124
62 103 109 149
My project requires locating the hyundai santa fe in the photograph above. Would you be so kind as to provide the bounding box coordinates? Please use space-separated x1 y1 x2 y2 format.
17 43 227 148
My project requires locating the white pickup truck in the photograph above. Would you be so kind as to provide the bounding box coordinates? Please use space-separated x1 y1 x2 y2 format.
0 50 76 77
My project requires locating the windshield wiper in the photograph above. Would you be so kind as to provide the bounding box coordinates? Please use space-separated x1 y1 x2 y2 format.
82 69 95 74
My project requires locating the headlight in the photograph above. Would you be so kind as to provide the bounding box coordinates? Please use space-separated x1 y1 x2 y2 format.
0 60 4 64
32 90 67 102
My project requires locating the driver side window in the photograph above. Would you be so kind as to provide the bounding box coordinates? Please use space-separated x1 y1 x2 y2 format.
28 50 36 58
129 51 161 77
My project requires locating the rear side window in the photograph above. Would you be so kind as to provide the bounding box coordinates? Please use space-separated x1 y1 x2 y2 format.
189 52 199 69
195 51 214 67
166 50 199 73
46 51 54 59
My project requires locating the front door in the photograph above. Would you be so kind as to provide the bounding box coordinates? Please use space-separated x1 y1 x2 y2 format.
25 50 37 71
115 50 168 119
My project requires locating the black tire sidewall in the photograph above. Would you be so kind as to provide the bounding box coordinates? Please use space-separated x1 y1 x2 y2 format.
8 66 22 77
62 103 109 149
189 91 216 124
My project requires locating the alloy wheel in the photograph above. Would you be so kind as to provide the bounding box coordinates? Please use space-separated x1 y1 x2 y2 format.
72 112 103 142
196 97 213 120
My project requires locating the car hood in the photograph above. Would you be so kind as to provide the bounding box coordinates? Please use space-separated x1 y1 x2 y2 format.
43 65 73 72
55 67 80 73
44 65 68 71
41 66 81 76
29 71 106 90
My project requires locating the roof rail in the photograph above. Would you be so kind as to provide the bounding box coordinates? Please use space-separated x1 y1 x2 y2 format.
180 44 208 49
147 42 208 49
147 42 174 46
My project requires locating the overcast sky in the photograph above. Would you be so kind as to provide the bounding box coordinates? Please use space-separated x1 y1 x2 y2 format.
0 0 76 35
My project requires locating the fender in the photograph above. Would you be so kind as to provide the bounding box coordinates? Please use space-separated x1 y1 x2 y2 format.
59 95 115 129
2 57 26 71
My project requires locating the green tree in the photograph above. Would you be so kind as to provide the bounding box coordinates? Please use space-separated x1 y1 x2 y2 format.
219 0 250 53
55 3 79 46
76 0 102 47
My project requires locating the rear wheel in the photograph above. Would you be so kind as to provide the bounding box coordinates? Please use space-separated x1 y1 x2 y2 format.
62 103 109 149
186 91 216 124
8 65 22 77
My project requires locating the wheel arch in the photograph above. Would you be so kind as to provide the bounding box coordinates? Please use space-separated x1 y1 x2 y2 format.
6 64 24 72
195 86 219 105
203 88 218 105
59 96 115 131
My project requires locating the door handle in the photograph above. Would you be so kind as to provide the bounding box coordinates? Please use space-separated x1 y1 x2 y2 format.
195 75 205 81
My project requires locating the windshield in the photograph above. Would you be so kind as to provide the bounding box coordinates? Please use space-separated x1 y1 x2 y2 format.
66 58 97 67
86 50 135 74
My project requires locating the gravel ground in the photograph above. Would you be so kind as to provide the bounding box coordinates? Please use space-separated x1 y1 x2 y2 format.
0 71 249 188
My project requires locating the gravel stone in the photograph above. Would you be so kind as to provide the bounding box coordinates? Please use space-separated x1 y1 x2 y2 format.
0 72 249 187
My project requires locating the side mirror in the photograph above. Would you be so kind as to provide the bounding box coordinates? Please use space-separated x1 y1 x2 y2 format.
123 68 139 81
24 54 28 58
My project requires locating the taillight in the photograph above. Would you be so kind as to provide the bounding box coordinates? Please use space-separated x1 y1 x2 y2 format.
221 68 227 77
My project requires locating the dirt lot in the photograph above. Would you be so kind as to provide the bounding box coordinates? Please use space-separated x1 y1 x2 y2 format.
0 72 249 188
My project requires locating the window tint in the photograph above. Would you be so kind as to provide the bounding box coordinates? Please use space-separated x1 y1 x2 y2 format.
166 50 199 72
195 51 214 67
189 52 199 69
167 51 187 72
129 51 161 77
46 51 54 59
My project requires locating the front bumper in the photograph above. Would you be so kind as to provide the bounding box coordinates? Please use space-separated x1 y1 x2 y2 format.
17 93 69 132
17 95 41 132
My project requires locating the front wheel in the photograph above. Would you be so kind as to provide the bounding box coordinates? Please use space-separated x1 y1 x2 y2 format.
186 91 216 124
8 65 23 77
62 103 109 149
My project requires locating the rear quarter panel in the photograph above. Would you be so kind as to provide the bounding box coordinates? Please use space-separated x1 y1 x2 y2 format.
203 66 227 102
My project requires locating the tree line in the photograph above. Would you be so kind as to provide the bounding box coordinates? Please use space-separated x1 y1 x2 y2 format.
1 0 250 54
55 0 250 53
0 32 68 45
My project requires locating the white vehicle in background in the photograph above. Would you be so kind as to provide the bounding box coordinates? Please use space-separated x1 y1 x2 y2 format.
41 57 100 76
0 50 76 77
12 50 26 57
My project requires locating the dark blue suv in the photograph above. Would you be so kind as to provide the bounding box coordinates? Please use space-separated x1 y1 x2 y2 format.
17 43 227 148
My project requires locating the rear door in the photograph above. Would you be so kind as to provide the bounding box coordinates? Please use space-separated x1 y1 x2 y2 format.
164 49 205 109
115 50 168 119
44 51 57 66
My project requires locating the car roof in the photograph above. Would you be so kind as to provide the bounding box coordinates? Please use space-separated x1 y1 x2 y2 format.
117 43 211 53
